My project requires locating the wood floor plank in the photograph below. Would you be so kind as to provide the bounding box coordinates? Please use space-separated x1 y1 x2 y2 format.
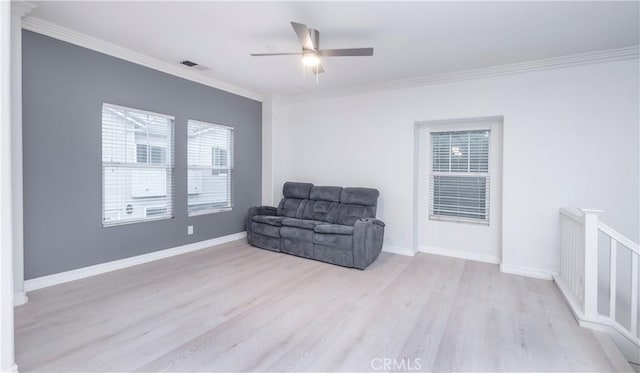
14 240 624 372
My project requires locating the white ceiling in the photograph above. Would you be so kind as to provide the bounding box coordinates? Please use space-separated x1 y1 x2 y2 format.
30 1 639 97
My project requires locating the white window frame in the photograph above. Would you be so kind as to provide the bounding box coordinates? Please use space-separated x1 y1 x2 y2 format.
187 119 234 216
102 103 175 227
429 128 491 225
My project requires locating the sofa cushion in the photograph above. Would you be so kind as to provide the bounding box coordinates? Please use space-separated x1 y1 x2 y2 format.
281 218 325 230
314 224 354 235
313 244 354 267
340 187 379 206
281 226 314 243
283 182 313 199
310 186 342 202
313 232 353 250
282 239 314 259
251 222 281 238
277 198 308 218
252 215 286 226
302 200 339 223
335 204 377 226
252 233 281 252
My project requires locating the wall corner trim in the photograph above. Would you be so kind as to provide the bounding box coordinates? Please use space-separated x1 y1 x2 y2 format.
23 231 247 292
420 245 500 264
382 244 416 257
500 262 555 280
21 16 264 102
13 292 27 307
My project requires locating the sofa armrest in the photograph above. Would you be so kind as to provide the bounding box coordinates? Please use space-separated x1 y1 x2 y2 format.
359 218 385 227
353 218 385 269
248 206 277 217
246 206 277 244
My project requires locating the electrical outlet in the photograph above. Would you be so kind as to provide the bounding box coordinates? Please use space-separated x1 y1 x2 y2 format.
187 225 194 235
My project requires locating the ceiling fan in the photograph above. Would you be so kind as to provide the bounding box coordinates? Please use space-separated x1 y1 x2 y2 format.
250 22 374 74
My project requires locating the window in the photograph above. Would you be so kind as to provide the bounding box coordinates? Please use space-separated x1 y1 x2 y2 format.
145 206 167 217
102 103 174 227
136 144 166 164
430 129 490 224
211 147 229 176
187 120 234 216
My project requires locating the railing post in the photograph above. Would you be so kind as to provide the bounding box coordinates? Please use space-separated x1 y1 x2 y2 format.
581 208 603 321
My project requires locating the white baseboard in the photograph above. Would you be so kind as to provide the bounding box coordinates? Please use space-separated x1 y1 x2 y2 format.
579 318 640 365
500 263 554 280
24 232 246 292
416 246 553 281
419 245 500 264
554 275 585 320
592 331 636 371
382 244 416 256
554 275 639 365
13 291 28 306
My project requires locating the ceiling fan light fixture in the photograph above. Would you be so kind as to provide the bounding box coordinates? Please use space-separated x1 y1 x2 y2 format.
302 53 320 67
250 21 374 77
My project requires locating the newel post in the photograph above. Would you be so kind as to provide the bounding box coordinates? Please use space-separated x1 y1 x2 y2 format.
582 208 603 321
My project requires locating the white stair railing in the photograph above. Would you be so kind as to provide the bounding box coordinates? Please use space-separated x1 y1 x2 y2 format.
557 208 639 363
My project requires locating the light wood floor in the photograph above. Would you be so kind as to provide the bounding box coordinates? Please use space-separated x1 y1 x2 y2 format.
15 240 625 372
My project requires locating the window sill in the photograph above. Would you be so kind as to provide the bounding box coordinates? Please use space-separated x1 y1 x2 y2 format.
188 207 233 217
102 215 174 228
429 215 490 226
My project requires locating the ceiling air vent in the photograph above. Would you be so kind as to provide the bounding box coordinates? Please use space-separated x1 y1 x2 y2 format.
180 60 210 71
181 60 198 67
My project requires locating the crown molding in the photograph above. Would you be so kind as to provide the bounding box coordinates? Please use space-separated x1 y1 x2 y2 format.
280 45 640 104
19 14 639 105
11 1 36 18
21 16 265 102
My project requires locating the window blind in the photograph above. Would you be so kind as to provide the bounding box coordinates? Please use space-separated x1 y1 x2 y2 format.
187 119 234 216
430 129 490 224
102 103 175 227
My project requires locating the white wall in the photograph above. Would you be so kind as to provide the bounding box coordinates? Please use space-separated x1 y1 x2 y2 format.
271 58 639 275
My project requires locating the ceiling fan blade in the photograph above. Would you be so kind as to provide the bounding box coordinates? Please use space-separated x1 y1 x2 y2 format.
291 22 315 51
318 48 374 57
250 52 303 56
312 64 324 74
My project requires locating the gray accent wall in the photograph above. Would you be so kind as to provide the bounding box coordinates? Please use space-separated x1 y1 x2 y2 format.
22 30 262 279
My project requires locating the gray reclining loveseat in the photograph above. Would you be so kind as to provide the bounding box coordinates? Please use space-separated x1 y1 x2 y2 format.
247 182 385 269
